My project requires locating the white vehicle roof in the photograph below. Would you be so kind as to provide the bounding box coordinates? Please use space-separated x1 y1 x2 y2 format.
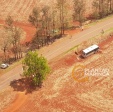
1 63 6 65
83 44 99 54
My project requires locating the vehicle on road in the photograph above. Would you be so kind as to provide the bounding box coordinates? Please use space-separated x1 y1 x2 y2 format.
82 44 99 58
0 63 9 69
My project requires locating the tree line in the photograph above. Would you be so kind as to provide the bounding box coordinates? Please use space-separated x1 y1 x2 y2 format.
29 0 113 50
92 0 113 19
0 16 23 63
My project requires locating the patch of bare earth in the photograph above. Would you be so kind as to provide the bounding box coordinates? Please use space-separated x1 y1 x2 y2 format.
0 88 16 112
3 92 28 112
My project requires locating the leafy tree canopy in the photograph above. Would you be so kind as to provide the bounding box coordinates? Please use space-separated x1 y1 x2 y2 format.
23 51 50 87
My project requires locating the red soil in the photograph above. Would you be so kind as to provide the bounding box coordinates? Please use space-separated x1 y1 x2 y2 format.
0 19 36 44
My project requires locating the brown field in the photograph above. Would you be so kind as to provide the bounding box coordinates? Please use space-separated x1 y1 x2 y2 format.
0 0 92 22
0 35 113 112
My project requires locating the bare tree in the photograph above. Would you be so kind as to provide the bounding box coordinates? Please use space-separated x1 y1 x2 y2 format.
107 0 113 14
5 16 13 28
11 27 22 60
73 0 86 26
92 0 100 19
5 16 23 60
42 6 51 42
0 29 12 62
57 0 67 35
92 0 113 19
29 7 45 48
28 7 40 28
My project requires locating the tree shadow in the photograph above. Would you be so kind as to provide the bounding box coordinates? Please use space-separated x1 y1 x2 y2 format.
10 78 41 94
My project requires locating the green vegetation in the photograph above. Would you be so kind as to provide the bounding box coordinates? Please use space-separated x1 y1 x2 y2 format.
64 45 79 54
22 51 50 87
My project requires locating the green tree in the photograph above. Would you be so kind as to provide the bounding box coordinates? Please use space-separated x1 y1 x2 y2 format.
23 51 50 87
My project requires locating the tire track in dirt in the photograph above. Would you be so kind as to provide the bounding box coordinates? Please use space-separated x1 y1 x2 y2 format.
4 92 28 112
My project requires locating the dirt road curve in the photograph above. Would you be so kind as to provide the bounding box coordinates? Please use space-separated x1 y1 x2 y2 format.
0 17 113 91
4 92 28 112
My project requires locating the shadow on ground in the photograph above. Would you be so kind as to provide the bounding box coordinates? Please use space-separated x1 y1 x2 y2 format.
10 78 41 94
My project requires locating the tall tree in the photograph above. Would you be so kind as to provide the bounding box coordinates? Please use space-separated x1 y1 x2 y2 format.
73 0 86 26
23 51 50 87
107 0 113 14
11 27 22 60
92 0 112 19
0 29 12 62
92 0 100 19
29 7 45 48
28 7 40 28
57 0 66 35
5 16 23 60
42 6 51 44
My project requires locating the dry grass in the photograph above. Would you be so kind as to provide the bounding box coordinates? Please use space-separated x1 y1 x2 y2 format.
0 0 93 22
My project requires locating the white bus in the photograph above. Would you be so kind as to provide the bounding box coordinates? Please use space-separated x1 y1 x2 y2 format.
82 44 99 58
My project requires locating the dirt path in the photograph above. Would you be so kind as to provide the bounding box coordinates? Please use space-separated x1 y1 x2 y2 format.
4 92 27 112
